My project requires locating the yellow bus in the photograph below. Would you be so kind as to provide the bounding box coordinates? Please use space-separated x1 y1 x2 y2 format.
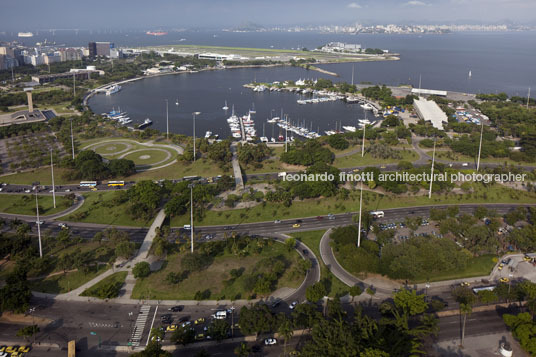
107 181 125 187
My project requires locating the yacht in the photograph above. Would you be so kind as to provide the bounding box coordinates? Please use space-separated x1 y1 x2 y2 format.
360 103 374 111
342 126 356 132
175 97 179 106
249 103 256 114
205 131 213 139
359 119 371 125
222 101 229 110
106 85 121 96
138 118 153 129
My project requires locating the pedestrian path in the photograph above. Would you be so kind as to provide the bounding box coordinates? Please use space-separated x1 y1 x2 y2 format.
230 143 244 190
130 305 151 347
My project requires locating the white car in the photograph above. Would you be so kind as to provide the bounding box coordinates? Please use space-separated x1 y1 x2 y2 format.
462 163 468 167
36 220 44 225
58 223 68 229
264 338 277 346
24 189 31 193
289 301 298 310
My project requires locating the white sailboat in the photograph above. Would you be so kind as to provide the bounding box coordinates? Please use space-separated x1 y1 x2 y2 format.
249 103 256 114
175 97 179 106
222 100 229 111
468 70 472 78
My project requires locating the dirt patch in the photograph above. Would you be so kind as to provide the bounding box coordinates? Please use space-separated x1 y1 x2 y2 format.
0 312 52 326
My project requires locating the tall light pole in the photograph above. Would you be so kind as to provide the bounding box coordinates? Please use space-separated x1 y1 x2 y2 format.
357 180 363 248
35 193 43 258
193 112 200 161
285 114 288 153
50 149 56 208
428 137 436 199
73 73 76 97
165 99 169 140
189 184 194 253
70 118 75 159
361 124 366 157
476 119 484 171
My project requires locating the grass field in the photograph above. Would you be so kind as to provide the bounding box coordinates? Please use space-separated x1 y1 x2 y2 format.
123 149 171 166
63 191 154 227
0 194 72 216
425 150 535 165
333 150 419 168
291 230 350 298
29 266 109 294
170 183 535 227
128 158 226 180
0 167 78 185
81 271 128 298
412 254 497 283
131 241 304 300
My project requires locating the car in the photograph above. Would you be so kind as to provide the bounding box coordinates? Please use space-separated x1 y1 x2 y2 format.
380 165 386 169
302 249 308 255
151 335 162 342
195 333 205 340
271 298 282 308
6 346 18 353
316 216 324 220
194 318 205 325
501 258 511 265
0 346 6 352
295 219 302 223
265 338 277 346
524 255 532 262
500 277 510 283
178 316 189 323
498 263 504 271
460 281 470 287
462 162 469 167
292 224 301 228
35 220 44 225
166 324 178 332
64 189 71 192
91 187 98 191
289 301 298 310
0 352 7 357
161 313 172 320
169 305 183 312
328 214 335 220
24 189 31 193
204 234 214 240
274 220 281 224
181 321 191 328
58 223 68 229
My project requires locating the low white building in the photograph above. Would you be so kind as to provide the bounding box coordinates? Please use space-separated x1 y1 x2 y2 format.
413 98 447 130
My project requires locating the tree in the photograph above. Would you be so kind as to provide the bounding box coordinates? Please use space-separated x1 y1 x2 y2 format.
239 304 275 337
16 325 39 342
207 319 230 342
306 282 327 303
131 340 171 357
115 241 135 259
133 262 151 278
171 325 195 345
477 289 498 305
285 238 296 252
234 342 251 357
292 303 322 331
277 315 294 356
0 268 31 313
349 285 363 302
459 302 472 348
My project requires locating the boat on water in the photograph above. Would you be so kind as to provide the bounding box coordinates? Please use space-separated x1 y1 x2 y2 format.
138 118 153 129
205 131 213 139
18 32 34 37
343 126 356 132
222 101 229 110
249 103 256 114
175 97 179 106
146 31 168 36
360 103 374 111
359 119 371 125
105 84 121 96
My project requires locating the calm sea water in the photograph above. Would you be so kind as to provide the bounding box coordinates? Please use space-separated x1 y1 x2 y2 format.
3 30 534 137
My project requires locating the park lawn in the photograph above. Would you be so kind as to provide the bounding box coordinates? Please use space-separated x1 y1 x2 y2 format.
0 194 73 216
425 150 535 165
123 149 173 166
80 271 128 297
128 158 226 181
39 103 77 114
171 182 535 227
411 254 497 283
0 167 78 185
333 149 419 168
30 265 109 294
63 191 154 227
291 230 350 298
132 241 304 300
241 146 287 174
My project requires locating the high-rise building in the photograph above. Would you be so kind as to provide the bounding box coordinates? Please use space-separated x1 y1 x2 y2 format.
95 42 114 57
59 48 82 62
88 42 97 57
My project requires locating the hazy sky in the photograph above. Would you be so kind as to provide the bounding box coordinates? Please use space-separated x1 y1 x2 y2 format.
2 0 535 30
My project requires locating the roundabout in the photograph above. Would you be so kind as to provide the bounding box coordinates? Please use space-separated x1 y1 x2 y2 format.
81 138 183 171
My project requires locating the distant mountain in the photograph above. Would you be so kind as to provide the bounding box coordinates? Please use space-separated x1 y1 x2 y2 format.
228 22 266 32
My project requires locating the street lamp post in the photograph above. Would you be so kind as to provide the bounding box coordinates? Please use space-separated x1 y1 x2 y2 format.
189 184 195 253
425 282 430 302
70 119 75 159
193 112 201 161
428 137 436 199
165 99 169 140
357 180 363 248
476 119 484 171
28 307 36 345
361 123 366 157
50 149 56 208
35 193 42 258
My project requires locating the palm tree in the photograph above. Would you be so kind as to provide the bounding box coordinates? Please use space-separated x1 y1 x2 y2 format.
459 302 472 348
277 317 294 356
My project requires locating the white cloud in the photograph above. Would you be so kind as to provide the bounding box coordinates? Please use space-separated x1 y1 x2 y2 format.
404 0 428 5
347 2 362 9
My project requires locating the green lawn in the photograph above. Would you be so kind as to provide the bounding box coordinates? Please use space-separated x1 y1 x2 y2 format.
0 194 73 216
81 271 128 297
425 150 535 165
128 158 225 180
412 254 497 283
63 191 154 227
30 265 109 294
333 150 419 168
170 183 536 227
291 230 350 298
132 240 305 300
123 149 173 166
0 167 78 185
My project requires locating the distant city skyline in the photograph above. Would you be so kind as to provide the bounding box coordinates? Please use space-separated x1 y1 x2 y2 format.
1 0 536 31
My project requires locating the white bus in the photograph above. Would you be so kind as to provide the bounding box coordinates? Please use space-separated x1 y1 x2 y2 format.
370 211 385 219
80 181 98 187
472 286 495 294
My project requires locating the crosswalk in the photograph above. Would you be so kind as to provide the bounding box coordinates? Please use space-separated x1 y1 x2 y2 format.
130 305 151 347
